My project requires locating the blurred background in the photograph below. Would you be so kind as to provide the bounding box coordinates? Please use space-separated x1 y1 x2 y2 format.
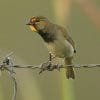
0 0 100 100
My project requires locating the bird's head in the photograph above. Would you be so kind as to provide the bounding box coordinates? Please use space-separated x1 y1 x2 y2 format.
26 16 49 32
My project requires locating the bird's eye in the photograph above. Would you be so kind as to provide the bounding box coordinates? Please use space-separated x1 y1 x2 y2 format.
30 18 40 23
36 19 40 22
30 18 35 23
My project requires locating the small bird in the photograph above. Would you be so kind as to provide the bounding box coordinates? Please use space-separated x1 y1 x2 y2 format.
26 16 76 79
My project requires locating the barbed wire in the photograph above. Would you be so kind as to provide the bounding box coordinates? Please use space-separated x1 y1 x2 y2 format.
0 53 100 100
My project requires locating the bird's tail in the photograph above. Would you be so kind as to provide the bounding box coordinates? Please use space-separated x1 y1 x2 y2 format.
65 57 75 79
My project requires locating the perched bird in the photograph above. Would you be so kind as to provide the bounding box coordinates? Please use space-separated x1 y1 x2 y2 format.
26 16 76 79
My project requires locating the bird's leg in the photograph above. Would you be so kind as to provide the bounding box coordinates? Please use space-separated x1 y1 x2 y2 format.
48 53 63 71
46 52 59 71
39 53 55 74
47 53 54 71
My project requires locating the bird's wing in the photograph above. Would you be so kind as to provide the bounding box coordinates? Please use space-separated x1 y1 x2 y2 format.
58 26 76 53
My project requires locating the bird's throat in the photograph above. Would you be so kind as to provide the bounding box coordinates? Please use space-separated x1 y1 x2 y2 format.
38 30 56 43
29 26 37 32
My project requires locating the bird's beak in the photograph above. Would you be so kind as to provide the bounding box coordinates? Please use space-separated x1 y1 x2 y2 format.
26 22 37 32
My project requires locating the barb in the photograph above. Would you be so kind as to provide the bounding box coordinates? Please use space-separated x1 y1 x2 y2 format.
5 52 14 58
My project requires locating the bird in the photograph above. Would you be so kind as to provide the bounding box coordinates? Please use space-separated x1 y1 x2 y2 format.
26 16 76 79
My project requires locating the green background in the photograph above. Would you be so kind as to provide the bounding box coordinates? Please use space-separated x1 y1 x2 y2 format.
0 0 100 100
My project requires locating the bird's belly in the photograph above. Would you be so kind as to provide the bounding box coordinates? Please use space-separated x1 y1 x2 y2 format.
46 40 74 58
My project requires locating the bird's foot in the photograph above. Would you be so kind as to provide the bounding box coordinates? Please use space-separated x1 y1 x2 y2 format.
39 53 54 74
39 53 62 74
39 60 54 74
39 62 62 74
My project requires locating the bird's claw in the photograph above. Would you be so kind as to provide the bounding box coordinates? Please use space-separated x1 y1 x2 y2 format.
38 62 62 74
38 53 61 73
55 64 61 71
38 60 54 74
